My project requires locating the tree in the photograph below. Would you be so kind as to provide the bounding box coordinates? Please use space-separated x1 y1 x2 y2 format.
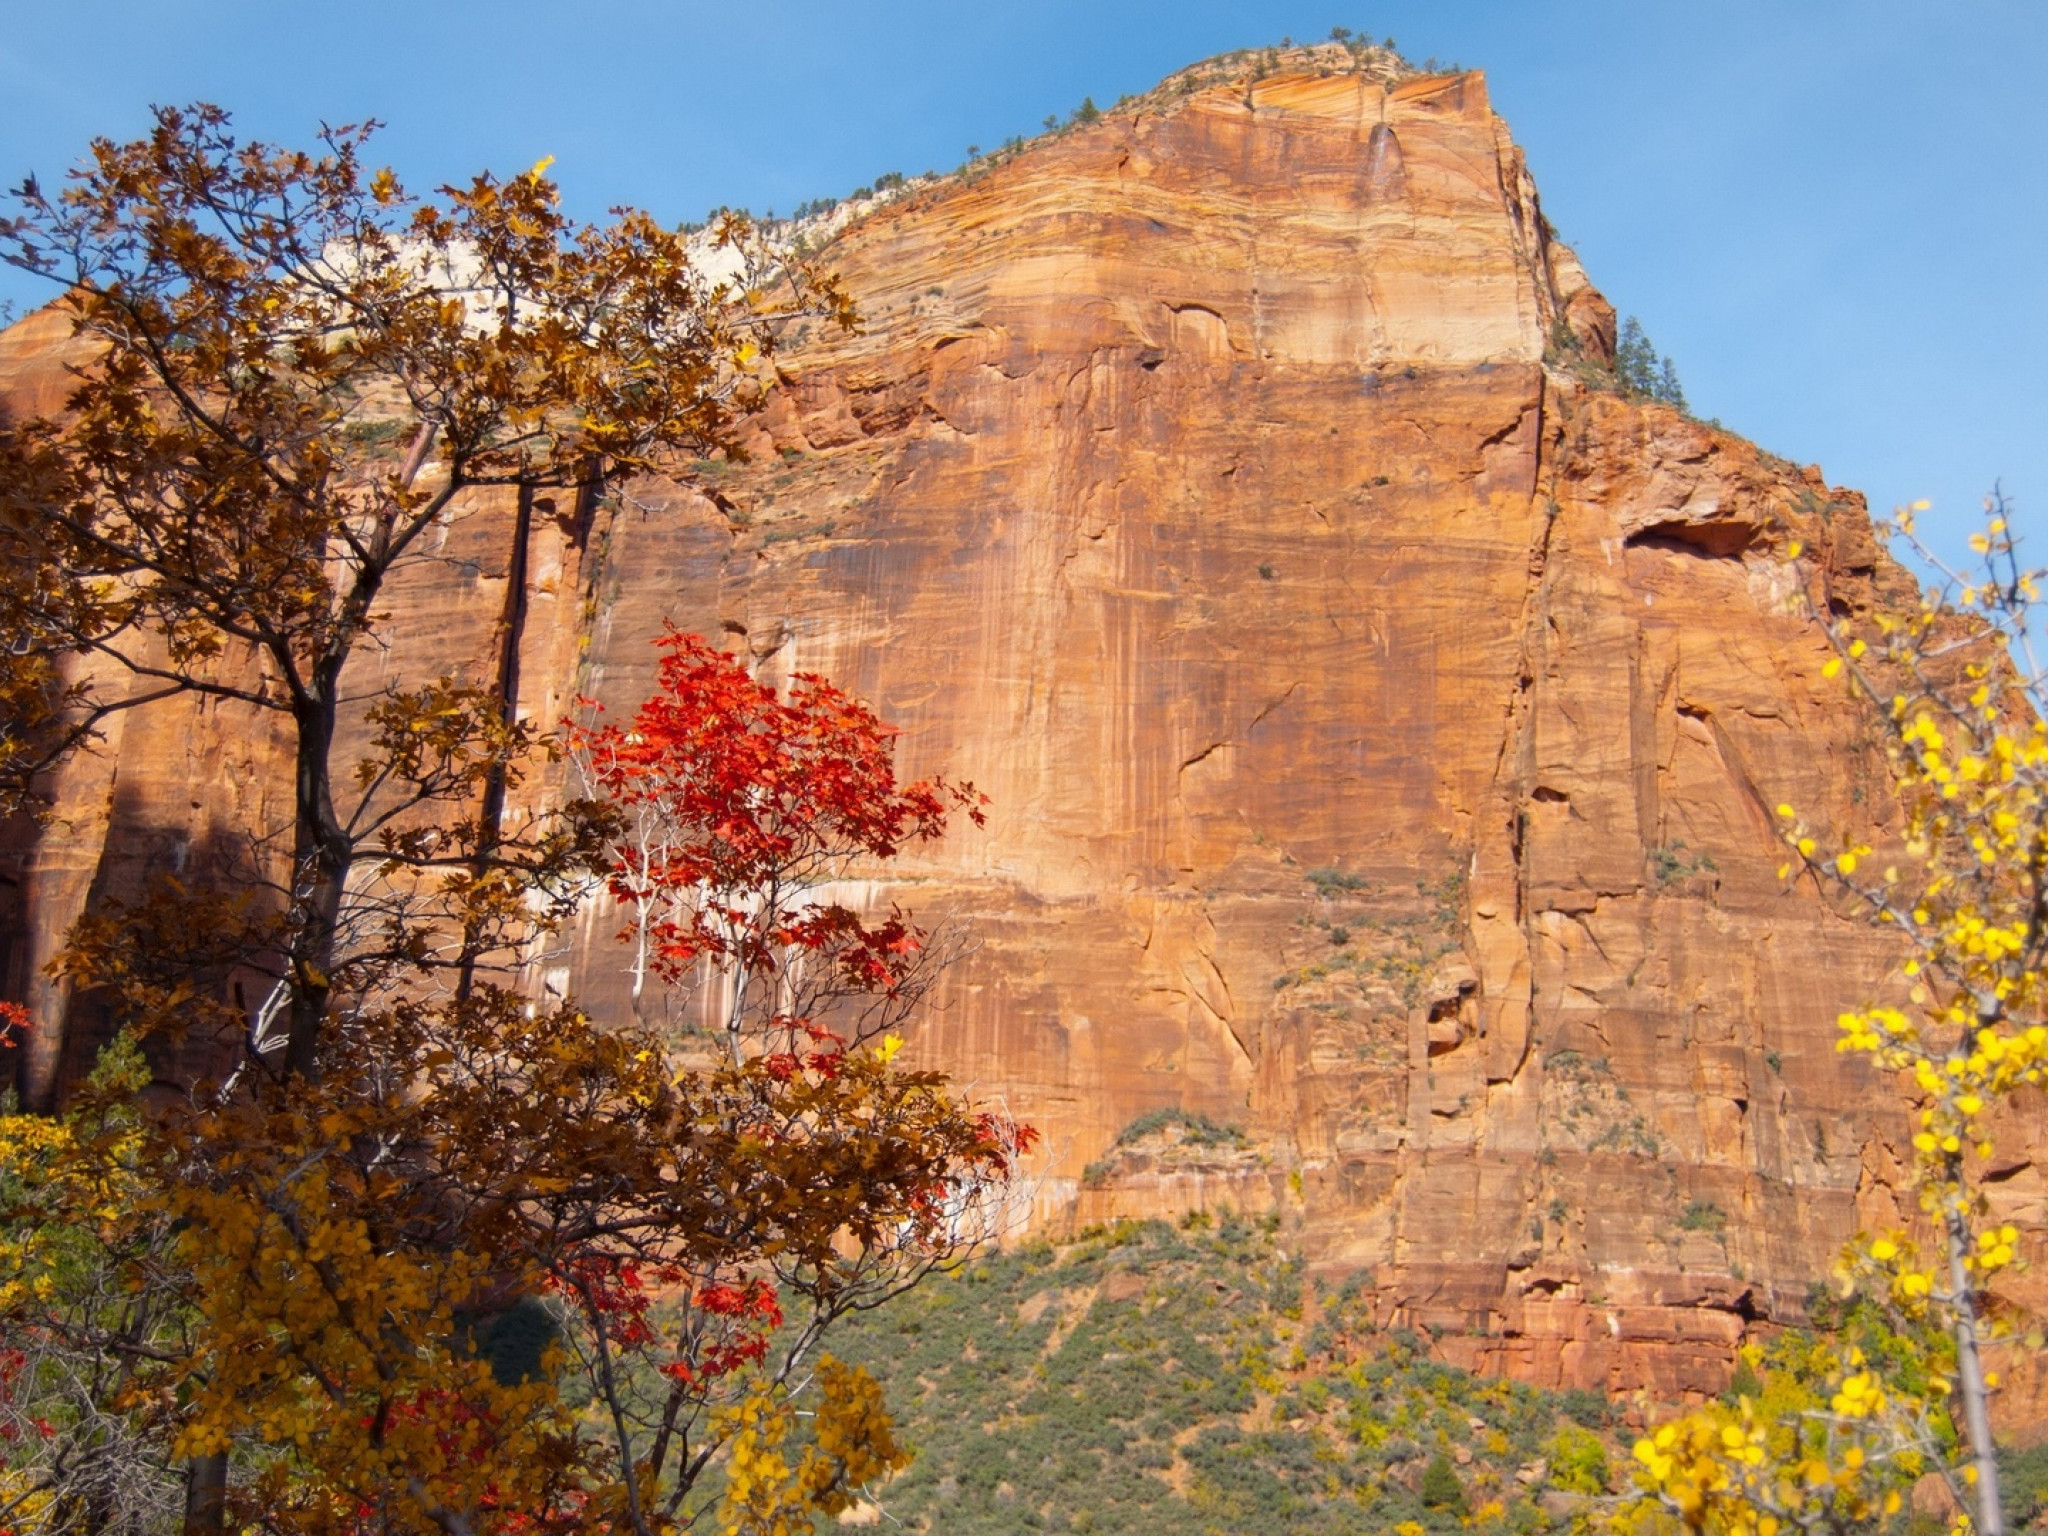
0 102 853 1096
0 107 1023 1534
568 629 986 1032
1420 1452 1467 1514
1655 356 1688 414
0 1029 189 1534
1613 315 1687 410
2 633 1024 1535
1623 498 2048 1536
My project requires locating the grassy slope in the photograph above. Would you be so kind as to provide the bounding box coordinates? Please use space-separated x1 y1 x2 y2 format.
823 1217 1623 1535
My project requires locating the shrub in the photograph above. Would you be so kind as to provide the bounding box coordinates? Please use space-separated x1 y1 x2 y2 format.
1999 1441 2048 1528
1420 1453 1467 1512
1725 1357 1762 1402
1546 1423 1610 1494
1678 1200 1728 1233
1112 1107 1248 1150
1559 1389 1610 1428
1305 866 1370 895
1650 841 1716 884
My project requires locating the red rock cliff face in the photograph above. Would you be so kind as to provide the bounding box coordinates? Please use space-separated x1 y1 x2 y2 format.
6 64 2039 1402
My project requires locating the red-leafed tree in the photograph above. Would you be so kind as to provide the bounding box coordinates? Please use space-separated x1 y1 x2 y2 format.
570 629 987 1052
535 633 1023 1529
0 96 1023 1528
1 628 1028 1535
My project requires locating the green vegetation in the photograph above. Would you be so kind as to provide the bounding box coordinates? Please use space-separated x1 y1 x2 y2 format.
1112 1108 1248 1150
2000 1441 2048 1530
1544 1422 1611 1495
1305 866 1371 896
1677 1200 1728 1234
1648 840 1717 886
1614 316 1687 410
1275 869 1466 1017
1545 312 1690 416
1082 1110 1249 1185
339 416 409 449
823 1218 1627 1534
1543 1050 1665 1160
759 517 837 546
1419 1453 1467 1512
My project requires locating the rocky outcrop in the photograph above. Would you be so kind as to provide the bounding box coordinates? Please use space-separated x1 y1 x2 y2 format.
6 56 2038 1404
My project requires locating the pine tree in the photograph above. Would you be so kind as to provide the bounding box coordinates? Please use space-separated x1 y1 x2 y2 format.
1614 315 1658 397
1655 355 1688 411
1614 314 1687 411
1421 1452 1468 1512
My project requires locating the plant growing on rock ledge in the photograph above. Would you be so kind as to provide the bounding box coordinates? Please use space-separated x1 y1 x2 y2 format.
1676 1201 1728 1235
1614 316 1688 411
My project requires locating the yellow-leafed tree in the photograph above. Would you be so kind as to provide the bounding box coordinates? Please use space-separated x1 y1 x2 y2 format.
1624 498 2048 1536
0 107 1022 1536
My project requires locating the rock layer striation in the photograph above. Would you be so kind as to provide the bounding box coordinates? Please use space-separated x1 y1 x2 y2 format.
5 60 2040 1402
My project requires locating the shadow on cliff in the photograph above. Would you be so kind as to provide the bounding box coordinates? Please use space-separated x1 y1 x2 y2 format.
7 780 277 1112
0 806 39 1103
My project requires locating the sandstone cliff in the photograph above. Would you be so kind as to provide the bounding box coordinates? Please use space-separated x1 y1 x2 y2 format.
4 55 2038 1402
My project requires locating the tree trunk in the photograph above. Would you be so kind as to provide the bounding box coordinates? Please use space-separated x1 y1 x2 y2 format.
455 481 535 1002
1946 1196 2005 1536
282 685 348 1082
183 1451 226 1535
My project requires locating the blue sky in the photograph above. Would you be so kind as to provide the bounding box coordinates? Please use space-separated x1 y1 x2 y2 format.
2 1 2041 568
